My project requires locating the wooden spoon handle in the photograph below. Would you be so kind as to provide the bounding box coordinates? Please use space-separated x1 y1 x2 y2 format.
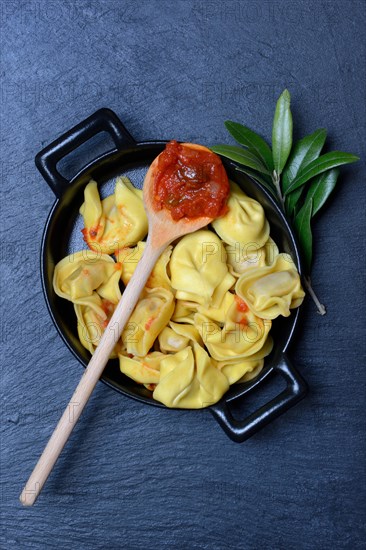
20 241 165 506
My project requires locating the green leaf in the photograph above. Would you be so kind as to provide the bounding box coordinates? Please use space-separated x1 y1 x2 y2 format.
282 128 327 195
305 168 340 217
294 198 313 273
285 186 305 219
224 121 274 171
284 151 359 195
235 167 277 198
210 145 272 175
292 201 302 220
272 89 293 175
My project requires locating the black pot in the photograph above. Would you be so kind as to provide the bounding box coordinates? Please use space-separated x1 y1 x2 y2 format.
36 108 307 443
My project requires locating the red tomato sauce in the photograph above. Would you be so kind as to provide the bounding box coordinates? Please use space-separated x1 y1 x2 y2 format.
81 225 102 250
145 316 155 331
100 299 115 328
153 140 230 220
234 295 248 312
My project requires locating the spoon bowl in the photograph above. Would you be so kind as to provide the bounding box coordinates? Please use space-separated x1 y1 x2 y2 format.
143 143 214 248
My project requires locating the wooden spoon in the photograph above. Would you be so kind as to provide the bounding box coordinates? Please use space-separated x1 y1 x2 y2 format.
20 143 214 506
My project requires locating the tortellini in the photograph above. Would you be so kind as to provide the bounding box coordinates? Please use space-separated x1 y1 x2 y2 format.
122 287 175 357
54 250 123 356
196 291 235 324
75 299 121 358
158 321 203 353
158 326 190 353
194 303 272 362
226 237 279 277
171 300 198 324
235 253 305 319
53 250 122 308
119 351 165 385
153 344 230 409
80 177 148 254
54 174 305 410
170 229 229 305
215 357 265 385
117 241 172 291
212 181 269 248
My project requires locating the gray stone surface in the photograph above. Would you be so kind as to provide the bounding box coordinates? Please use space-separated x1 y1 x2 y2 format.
1 1 365 548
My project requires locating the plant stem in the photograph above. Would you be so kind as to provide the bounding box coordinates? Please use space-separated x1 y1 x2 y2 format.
303 275 326 315
272 170 285 210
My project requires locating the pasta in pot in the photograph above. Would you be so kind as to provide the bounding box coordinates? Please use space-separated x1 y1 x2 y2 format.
152 344 230 409
170 229 229 306
226 237 279 277
119 351 165 385
197 291 235 324
194 307 272 362
212 181 270 248
75 299 121 358
158 321 202 353
80 177 148 254
122 287 175 357
117 241 172 291
53 250 122 307
53 173 305 410
171 300 198 324
235 253 305 319
195 293 273 363
168 321 203 346
54 250 123 357
215 357 265 385
158 326 190 353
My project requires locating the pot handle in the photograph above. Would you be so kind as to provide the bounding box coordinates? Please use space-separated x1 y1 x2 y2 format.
210 353 307 443
35 108 136 197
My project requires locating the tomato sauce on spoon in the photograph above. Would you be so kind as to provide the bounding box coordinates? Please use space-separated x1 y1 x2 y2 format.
153 140 229 220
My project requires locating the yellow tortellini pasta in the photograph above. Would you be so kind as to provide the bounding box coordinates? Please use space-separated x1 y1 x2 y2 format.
122 287 175 357
153 344 230 409
212 181 270 248
53 250 122 306
226 237 279 278
170 229 229 306
194 308 272 362
197 291 235 324
80 177 148 254
235 253 305 319
158 326 190 353
171 300 198 324
117 241 172 291
211 272 236 307
54 250 123 357
195 292 273 363
119 351 165 385
160 321 203 350
215 357 265 385
75 298 121 358
54 174 305 410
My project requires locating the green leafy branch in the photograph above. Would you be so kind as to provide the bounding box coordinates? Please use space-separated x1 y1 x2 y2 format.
211 89 359 315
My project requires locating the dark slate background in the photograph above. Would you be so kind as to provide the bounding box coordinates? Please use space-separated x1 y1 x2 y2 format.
1 1 365 548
